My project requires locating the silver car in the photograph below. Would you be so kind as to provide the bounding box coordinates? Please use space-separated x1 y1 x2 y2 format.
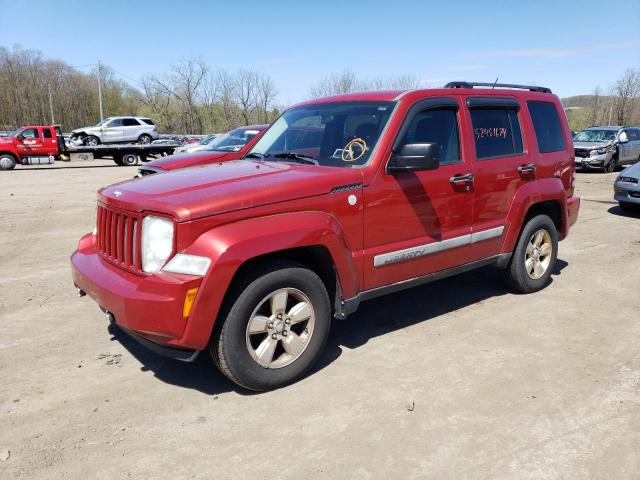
614 162 640 211
70 116 159 146
573 126 640 173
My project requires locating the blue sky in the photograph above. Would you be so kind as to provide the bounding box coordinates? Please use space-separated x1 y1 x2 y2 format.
1 0 639 105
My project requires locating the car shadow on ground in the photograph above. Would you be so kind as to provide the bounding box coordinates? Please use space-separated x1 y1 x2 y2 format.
608 205 640 218
107 260 569 396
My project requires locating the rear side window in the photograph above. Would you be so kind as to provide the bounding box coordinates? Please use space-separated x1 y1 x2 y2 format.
43 128 52 139
527 101 566 153
141 119 155 125
470 109 523 159
122 118 141 126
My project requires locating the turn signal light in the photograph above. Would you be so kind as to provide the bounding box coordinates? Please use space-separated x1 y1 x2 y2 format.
183 288 199 318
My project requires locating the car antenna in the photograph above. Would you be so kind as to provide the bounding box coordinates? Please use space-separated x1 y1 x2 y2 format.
492 77 499 89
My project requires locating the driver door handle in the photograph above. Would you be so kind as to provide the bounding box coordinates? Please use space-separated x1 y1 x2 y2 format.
517 163 536 174
449 173 474 185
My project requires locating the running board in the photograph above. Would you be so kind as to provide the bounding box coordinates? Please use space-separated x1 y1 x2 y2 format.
335 253 511 319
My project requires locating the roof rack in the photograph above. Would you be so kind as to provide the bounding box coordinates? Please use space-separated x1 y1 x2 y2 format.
444 81 552 94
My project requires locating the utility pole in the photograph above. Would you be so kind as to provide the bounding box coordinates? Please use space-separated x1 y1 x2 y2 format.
608 102 613 125
48 83 55 124
97 60 104 121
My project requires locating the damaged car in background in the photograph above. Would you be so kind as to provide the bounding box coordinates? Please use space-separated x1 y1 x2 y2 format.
573 126 640 173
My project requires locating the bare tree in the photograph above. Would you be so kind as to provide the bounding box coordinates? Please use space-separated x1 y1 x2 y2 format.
611 68 640 125
309 70 423 98
586 86 602 126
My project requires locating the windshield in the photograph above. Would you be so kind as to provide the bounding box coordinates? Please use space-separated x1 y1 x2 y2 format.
200 135 216 145
574 129 618 142
249 101 394 168
207 128 261 152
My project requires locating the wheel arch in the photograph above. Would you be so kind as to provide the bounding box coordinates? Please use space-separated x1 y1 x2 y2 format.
176 212 359 350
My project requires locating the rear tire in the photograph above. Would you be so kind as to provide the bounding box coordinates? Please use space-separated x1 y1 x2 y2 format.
113 156 124 166
499 214 558 293
84 135 100 146
138 134 152 145
0 154 17 170
210 262 331 391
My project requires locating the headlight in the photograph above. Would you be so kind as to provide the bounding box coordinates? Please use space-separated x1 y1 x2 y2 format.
141 216 174 273
163 254 211 276
591 147 609 156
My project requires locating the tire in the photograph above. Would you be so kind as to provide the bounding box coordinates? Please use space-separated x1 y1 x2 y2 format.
138 134 152 145
113 156 124 166
619 201 637 211
499 214 558 294
0 154 17 170
605 157 616 173
121 153 138 166
84 135 100 146
210 262 331 391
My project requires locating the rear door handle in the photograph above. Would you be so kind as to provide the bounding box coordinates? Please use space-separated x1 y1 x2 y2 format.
517 164 536 174
449 173 474 184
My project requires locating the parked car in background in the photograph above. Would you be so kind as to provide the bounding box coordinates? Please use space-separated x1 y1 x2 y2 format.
72 82 580 391
69 116 159 146
614 162 640 211
138 125 267 175
173 134 219 153
573 126 640 173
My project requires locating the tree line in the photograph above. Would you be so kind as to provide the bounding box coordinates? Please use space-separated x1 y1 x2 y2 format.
1 45 638 134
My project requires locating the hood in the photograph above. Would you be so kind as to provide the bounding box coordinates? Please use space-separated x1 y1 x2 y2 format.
620 162 640 179
573 141 612 150
0 136 13 143
99 160 363 222
145 150 239 171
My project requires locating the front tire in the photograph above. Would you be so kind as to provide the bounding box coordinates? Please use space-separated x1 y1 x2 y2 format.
500 214 558 293
0 154 17 170
605 157 616 173
619 201 638 211
210 262 331 391
84 135 100 146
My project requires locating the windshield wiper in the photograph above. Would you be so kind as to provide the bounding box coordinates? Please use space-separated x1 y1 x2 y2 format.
245 152 265 159
268 152 317 165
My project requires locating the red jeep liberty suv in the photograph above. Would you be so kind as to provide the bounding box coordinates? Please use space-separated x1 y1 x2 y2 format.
71 82 580 391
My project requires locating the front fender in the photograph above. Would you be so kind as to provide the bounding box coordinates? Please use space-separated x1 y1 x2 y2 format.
501 177 568 253
176 211 358 350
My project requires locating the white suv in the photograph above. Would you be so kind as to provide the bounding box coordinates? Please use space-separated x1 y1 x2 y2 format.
70 117 159 146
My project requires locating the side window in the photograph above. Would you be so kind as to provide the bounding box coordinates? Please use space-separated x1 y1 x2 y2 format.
43 128 52 139
107 119 124 127
527 101 566 153
122 118 141 126
627 129 638 141
21 128 39 139
141 119 155 125
470 108 523 159
400 108 460 164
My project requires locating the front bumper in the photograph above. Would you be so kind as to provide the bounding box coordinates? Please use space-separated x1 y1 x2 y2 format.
71 233 203 354
575 154 610 170
614 181 640 205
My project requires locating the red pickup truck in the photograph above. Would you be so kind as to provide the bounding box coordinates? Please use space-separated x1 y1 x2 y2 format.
0 125 62 169
71 82 580 391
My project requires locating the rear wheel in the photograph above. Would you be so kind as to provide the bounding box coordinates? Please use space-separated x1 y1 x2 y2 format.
138 134 152 145
121 153 139 166
210 262 331 391
500 214 558 293
84 135 100 146
113 156 124 166
0 154 17 170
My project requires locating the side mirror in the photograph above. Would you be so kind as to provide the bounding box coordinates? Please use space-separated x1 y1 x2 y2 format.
618 131 629 143
387 143 440 173
15 134 24 140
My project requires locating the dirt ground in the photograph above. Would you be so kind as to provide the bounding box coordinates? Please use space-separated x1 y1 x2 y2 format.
0 160 638 479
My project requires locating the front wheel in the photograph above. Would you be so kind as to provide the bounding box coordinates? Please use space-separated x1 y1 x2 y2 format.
0 154 17 170
84 135 100 146
499 214 558 293
605 157 616 173
210 262 331 391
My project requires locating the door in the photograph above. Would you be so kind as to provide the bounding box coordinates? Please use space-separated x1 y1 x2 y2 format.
362 98 474 290
40 127 59 156
103 118 124 142
463 98 530 262
15 127 42 156
121 117 142 142
621 128 640 164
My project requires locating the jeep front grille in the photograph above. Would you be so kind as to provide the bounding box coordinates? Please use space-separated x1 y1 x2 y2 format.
96 204 142 273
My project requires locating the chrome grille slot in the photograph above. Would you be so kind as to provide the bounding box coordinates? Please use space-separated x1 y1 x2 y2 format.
96 204 142 274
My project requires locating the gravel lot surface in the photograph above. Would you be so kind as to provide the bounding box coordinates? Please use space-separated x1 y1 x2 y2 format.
1 160 639 479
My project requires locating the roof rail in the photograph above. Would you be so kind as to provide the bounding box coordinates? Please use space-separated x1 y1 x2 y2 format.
444 81 552 94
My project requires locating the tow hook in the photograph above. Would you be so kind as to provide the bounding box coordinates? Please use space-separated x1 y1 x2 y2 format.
104 311 115 323
76 287 86 297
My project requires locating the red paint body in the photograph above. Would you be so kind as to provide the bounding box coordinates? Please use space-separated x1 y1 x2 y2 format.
141 125 268 173
0 125 61 162
71 88 580 353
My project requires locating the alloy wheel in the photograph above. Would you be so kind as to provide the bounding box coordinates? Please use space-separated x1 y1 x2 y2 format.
525 229 552 279
245 287 315 369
